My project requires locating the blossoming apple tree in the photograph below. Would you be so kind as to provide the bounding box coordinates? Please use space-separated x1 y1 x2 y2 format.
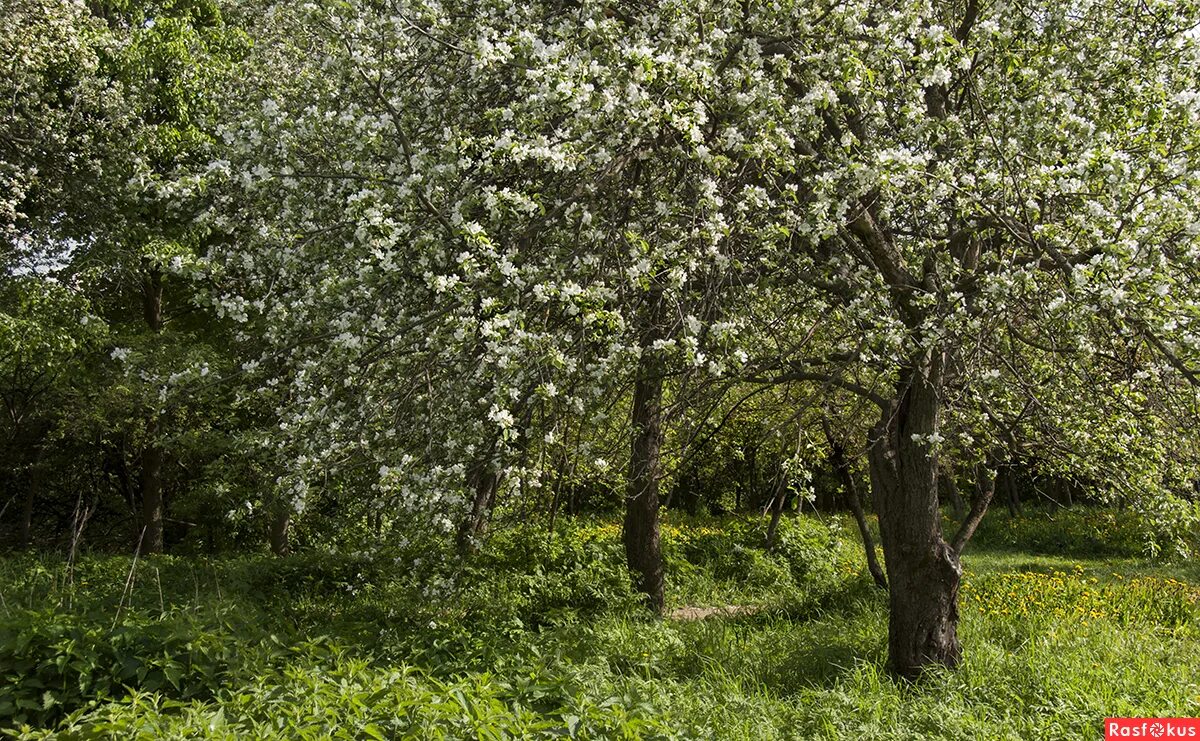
206 0 1200 675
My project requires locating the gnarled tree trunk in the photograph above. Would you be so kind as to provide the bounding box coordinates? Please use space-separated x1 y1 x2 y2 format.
868 354 962 677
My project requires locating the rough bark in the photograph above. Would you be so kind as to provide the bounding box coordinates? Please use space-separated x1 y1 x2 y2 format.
624 363 665 613
823 421 887 590
623 283 669 613
868 354 963 677
140 265 165 555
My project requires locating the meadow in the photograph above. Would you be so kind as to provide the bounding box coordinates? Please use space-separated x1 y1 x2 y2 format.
1 508 1197 740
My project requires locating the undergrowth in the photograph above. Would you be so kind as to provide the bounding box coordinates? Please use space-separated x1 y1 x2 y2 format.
0 508 1197 739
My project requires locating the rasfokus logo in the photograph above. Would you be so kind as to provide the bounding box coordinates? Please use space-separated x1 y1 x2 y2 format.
1106 718 1200 739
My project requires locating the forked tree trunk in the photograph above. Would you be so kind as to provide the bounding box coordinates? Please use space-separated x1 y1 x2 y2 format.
823 421 887 590
140 265 165 555
624 364 665 613
868 355 963 677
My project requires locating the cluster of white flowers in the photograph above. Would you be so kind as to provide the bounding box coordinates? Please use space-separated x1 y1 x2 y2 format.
187 0 1200 545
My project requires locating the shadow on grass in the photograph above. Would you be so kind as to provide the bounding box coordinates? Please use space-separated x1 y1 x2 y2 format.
641 577 890 692
959 546 1200 584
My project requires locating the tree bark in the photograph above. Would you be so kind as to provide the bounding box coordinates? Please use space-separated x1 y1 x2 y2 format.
140 423 164 554
868 354 963 677
823 422 887 590
763 463 788 552
623 283 667 614
140 265 165 555
269 505 291 556
624 363 665 613
457 459 501 554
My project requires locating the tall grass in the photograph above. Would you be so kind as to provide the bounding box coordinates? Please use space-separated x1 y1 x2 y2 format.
1 508 1197 739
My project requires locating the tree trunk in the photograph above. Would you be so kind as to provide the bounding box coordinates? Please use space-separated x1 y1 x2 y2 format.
624 364 665 613
622 282 668 614
269 505 291 556
457 448 501 554
823 422 887 590
868 355 962 677
763 463 787 552
140 425 164 555
140 265 165 555
999 466 1021 517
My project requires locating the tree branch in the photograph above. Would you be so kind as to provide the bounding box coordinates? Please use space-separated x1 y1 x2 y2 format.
749 369 888 408
951 463 995 555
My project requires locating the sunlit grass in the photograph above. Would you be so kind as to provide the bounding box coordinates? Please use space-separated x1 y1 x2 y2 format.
2 508 1198 739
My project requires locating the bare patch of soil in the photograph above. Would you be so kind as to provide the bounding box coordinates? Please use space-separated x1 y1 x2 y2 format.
668 605 757 621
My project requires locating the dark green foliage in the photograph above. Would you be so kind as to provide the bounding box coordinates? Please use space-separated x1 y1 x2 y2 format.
0 607 247 728
244 552 384 602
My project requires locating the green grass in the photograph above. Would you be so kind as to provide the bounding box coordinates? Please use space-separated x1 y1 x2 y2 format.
1 508 1198 739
